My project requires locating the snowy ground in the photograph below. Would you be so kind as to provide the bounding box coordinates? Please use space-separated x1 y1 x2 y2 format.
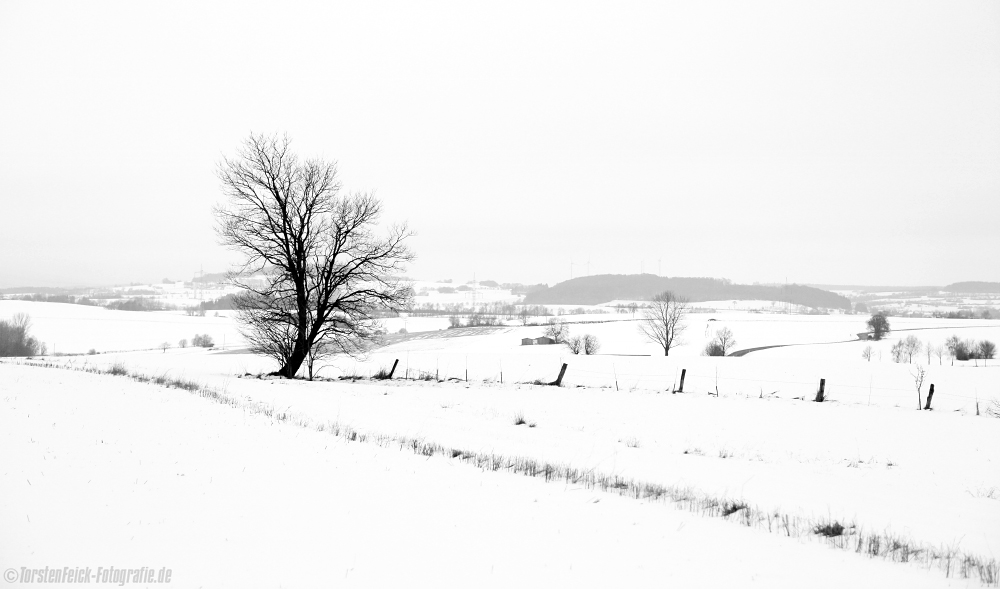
4 301 1000 586
0 363 986 588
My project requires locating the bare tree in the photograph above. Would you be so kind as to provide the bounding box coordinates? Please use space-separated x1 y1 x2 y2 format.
945 335 961 365
911 365 926 410
582 334 600 355
979 340 996 361
891 340 905 363
638 291 689 356
543 321 569 344
305 339 341 381
903 335 922 363
861 345 874 362
713 327 737 356
933 344 944 365
566 335 583 354
215 134 413 378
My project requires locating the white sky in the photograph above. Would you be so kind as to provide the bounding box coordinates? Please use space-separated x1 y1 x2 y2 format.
1 1 998 288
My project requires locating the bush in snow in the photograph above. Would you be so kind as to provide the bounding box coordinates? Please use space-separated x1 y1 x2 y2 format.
0 313 43 357
192 334 214 348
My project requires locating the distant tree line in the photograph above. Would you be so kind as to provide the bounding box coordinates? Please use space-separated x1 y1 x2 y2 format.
3 293 99 306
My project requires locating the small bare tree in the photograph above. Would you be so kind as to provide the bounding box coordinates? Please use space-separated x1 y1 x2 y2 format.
215 134 413 378
891 340 905 363
160 342 171 353
178 338 188 349
903 335 921 363
979 340 996 361
712 327 737 356
543 321 569 344
582 334 600 355
566 335 583 354
638 291 689 356
933 344 944 365
911 365 926 410
861 345 874 362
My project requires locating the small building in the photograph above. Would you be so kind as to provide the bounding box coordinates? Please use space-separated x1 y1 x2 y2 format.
521 336 556 346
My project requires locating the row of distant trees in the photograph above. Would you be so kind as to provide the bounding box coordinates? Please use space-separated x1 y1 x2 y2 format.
863 313 996 363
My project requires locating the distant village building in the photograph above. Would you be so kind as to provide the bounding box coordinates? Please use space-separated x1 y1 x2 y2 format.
521 336 556 346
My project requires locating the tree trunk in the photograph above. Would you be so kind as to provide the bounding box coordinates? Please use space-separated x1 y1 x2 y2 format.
279 349 307 378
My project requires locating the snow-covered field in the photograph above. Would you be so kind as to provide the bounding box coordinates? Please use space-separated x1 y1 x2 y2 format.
3 301 1000 586
1 363 990 588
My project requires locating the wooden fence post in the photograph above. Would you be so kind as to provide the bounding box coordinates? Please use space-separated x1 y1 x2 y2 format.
388 359 399 379
814 378 826 402
923 384 935 410
676 369 687 394
553 363 568 387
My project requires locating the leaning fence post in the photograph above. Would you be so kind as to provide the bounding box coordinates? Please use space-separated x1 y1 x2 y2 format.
924 384 935 410
676 369 687 394
388 359 399 379
553 363 568 387
814 378 826 402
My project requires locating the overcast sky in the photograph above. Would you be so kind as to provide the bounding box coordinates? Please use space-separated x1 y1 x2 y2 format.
1 1 997 288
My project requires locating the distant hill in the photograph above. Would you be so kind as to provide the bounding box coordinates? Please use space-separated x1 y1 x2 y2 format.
522 274 852 309
943 282 1000 294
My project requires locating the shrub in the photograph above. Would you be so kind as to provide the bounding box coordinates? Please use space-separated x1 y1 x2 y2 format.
466 313 499 327
979 340 996 360
866 312 890 340
105 297 165 312
566 336 583 354
0 313 42 357
178 339 188 349
582 334 600 355
191 334 215 348
703 342 725 356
